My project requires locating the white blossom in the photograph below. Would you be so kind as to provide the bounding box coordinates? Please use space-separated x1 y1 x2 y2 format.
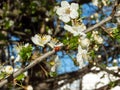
26 85 33 90
50 55 61 72
92 31 103 44
56 1 79 23
47 38 63 48
92 0 98 6
64 24 86 36
79 37 90 48
31 34 51 47
113 59 117 64
5 65 13 74
76 45 89 68
94 35 103 44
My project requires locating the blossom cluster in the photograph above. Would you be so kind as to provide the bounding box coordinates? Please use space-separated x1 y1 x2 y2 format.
55 1 103 68
56 1 90 68
0 65 14 75
31 34 63 48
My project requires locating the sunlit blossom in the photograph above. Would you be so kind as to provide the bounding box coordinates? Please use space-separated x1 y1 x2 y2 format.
94 35 103 44
78 37 90 48
92 0 98 6
5 65 13 74
25 85 33 90
50 55 61 72
47 38 63 48
92 31 103 44
64 24 86 36
56 1 79 23
31 34 51 47
76 45 89 68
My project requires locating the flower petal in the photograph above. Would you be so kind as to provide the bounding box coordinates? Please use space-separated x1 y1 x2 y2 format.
64 24 78 36
59 15 70 23
56 8 64 15
71 3 79 10
61 1 70 8
70 10 78 19
31 37 39 45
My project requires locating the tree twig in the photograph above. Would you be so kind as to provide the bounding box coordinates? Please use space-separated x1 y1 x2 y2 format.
0 49 55 88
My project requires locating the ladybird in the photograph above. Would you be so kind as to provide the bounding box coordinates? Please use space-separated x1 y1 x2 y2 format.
54 46 60 51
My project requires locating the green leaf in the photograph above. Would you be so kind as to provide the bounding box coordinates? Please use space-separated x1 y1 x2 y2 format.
16 73 25 81
112 28 120 43
62 35 79 50
0 72 5 80
19 45 32 61
49 72 57 77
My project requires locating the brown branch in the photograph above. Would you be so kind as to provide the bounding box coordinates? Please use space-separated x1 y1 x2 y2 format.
41 65 91 89
84 0 120 33
84 13 120 34
43 65 90 83
101 45 109 65
0 49 55 88
84 16 113 33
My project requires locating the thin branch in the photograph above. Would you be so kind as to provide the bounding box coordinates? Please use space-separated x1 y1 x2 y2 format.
43 65 90 83
84 14 120 34
84 0 120 33
0 49 55 88
84 16 112 33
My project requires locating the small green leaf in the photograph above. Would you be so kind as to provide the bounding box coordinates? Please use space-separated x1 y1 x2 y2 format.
19 45 32 61
49 72 57 77
16 73 25 81
0 72 5 80
112 28 120 43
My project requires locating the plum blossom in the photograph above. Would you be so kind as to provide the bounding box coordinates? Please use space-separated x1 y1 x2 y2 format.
47 38 63 48
56 1 79 23
78 37 90 48
92 0 99 6
76 45 89 68
31 34 51 47
25 85 33 90
64 24 86 36
4 65 13 74
50 55 61 72
91 31 103 44
94 35 103 44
